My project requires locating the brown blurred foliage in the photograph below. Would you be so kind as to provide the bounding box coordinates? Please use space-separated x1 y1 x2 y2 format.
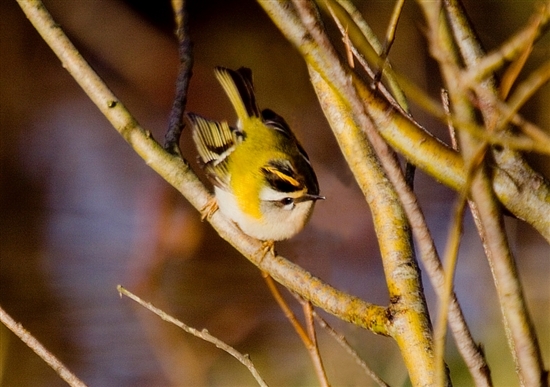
1 0 548 386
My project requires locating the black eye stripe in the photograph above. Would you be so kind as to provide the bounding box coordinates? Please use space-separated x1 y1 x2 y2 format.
267 176 300 193
261 160 305 193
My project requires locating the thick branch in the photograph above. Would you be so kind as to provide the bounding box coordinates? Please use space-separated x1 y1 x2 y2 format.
420 1 548 385
261 1 441 384
15 0 388 336
330 0 550 241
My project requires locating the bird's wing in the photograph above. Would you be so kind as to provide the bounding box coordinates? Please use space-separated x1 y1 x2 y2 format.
186 112 242 190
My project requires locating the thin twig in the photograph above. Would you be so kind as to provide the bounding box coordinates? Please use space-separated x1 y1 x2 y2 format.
0 305 88 387
328 0 410 109
434 145 487 386
117 286 269 387
342 25 355 68
377 0 415 190
461 1 550 88
499 25 535 99
433 194 467 386
373 0 405 86
312 311 390 387
323 2 410 116
261 273 311 345
302 300 330 387
164 0 193 156
16 0 389 336
467 79 550 150
443 89 459 151
262 273 330 386
507 60 550 122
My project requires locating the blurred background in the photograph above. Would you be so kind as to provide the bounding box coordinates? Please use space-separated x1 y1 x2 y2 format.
1 0 548 386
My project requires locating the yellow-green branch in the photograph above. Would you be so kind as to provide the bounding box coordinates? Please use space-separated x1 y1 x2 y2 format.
15 0 388 336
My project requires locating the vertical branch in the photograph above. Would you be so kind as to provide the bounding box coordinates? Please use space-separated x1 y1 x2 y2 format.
443 1 548 385
373 0 405 86
444 88 493 386
433 193 467 386
302 301 330 387
164 0 193 156
260 1 444 384
434 146 487 386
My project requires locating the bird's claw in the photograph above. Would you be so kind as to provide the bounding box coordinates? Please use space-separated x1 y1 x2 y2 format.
200 198 219 221
260 240 276 261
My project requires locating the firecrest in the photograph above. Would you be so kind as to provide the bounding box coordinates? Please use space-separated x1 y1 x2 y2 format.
186 67 323 242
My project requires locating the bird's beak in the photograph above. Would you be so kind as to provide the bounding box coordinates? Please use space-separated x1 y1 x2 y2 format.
297 194 326 203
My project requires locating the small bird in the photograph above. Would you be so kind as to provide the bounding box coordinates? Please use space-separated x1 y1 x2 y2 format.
186 67 323 244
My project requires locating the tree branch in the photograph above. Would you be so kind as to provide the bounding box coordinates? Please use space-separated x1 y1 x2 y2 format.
0 305 87 387
325 0 550 241
264 1 441 384
420 0 548 384
164 0 193 156
117 286 268 387
15 0 388 337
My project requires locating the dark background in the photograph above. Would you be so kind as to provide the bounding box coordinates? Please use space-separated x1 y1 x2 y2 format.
1 0 548 386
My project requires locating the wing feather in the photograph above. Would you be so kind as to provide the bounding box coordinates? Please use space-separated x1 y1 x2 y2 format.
186 113 242 189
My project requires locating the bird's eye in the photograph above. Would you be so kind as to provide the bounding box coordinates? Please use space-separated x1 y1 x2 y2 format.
281 197 294 206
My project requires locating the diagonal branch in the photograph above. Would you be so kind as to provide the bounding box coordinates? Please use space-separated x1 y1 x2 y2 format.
325 0 550 242
15 0 388 336
117 286 268 387
0 305 87 387
321 6 493 383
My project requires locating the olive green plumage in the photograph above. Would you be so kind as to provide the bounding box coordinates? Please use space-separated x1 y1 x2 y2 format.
187 67 323 241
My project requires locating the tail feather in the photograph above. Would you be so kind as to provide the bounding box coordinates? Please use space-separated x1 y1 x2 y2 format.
215 67 260 121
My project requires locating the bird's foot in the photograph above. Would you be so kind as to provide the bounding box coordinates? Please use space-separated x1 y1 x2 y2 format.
260 240 276 262
200 197 219 221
